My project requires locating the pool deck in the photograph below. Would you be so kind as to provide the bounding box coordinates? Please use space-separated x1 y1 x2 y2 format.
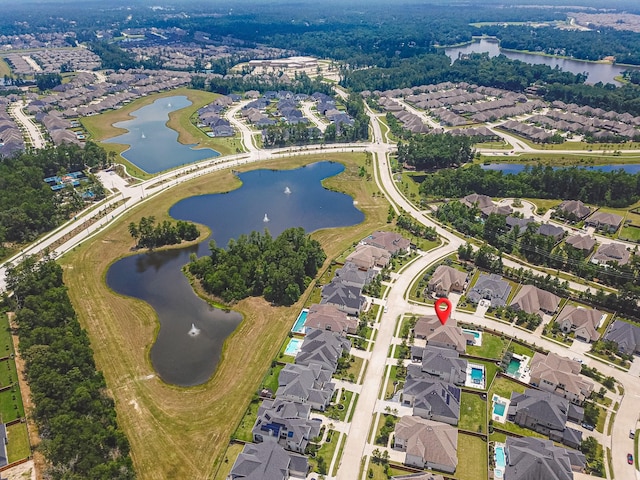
505 353 531 383
465 362 486 389
492 394 510 423
494 443 506 479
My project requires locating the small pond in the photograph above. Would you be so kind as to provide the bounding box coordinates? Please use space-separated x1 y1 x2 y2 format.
106 161 364 386
481 163 640 175
104 95 219 174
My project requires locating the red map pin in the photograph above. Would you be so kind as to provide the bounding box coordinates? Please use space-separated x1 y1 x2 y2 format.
435 298 452 325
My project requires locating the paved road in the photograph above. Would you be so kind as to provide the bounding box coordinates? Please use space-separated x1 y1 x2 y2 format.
10 100 46 149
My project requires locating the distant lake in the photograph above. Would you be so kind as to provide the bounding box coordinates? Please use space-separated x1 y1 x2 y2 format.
481 163 640 175
445 38 636 86
106 162 364 386
104 95 219 174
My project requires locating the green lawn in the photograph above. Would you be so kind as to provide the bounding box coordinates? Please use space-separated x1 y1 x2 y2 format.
6 421 30 463
310 429 341 475
232 398 260 442
457 433 488 480
0 359 18 389
0 387 24 422
496 419 546 439
384 365 404 400
619 225 640 242
213 443 245 480
488 376 526 400
0 316 13 354
326 390 354 422
374 414 399 446
507 341 535 358
260 364 284 394
459 393 487 434
489 431 508 443
466 332 508 360
347 393 359 423
334 356 364 383
596 406 607 434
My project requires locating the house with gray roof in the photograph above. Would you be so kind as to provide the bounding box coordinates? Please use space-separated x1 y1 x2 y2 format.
506 216 535 235
333 262 375 289
565 234 596 254
252 398 320 454
508 389 583 448
393 416 458 473
510 285 561 316
591 242 630 266
557 305 602 343
276 363 334 411
427 265 468 297
505 437 585 480
603 320 640 355
410 345 467 385
556 200 591 221
295 328 350 373
227 441 309 480
536 223 566 242
585 211 623 232
320 281 366 316
401 378 460 425
467 273 512 307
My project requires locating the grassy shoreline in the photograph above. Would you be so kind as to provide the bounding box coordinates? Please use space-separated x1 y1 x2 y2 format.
60 152 388 479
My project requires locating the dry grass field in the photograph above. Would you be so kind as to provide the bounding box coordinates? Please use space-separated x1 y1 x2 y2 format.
60 152 388 479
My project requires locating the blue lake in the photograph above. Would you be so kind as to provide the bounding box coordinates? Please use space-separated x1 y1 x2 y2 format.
104 95 219 174
481 163 640 175
106 161 364 386
445 38 637 86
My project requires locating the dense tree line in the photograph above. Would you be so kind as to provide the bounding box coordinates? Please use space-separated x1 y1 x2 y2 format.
397 133 475 170
187 227 326 306
0 143 108 247
343 52 585 92
193 71 333 97
419 164 640 208
88 42 139 70
3 259 134 479
128 216 200 249
35 73 62 91
542 82 640 116
483 25 640 65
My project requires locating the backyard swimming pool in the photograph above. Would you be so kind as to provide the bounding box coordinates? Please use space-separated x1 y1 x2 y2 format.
495 445 506 478
284 338 303 356
493 402 506 416
292 309 308 333
471 367 483 383
462 328 480 339
506 357 521 376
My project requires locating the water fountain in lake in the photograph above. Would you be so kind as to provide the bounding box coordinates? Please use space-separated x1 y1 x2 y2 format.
188 323 200 337
263 213 270 222
167 102 172 108
284 186 291 195
141 132 146 139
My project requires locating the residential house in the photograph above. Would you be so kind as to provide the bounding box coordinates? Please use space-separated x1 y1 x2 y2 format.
333 262 375 289
227 441 309 480
275 363 335 411
565 234 596 254
410 345 467 385
480 204 513 217
510 285 561 317
529 352 594 404
391 474 444 480
413 315 455 339
556 305 603 343
345 244 391 270
603 320 640 355
427 265 468 297
536 223 566 242
585 211 623 232
295 328 351 373
426 325 470 354
556 200 591 221
504 437 585 480
320 281 366 316
393 416 458 473
508 389 584 448
591 242 630 266
401 378 461 425
305 303 358 335
361 231 411 255
461 193 493 210
252 399 320 454
506 216 535 235
467 273 512 307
